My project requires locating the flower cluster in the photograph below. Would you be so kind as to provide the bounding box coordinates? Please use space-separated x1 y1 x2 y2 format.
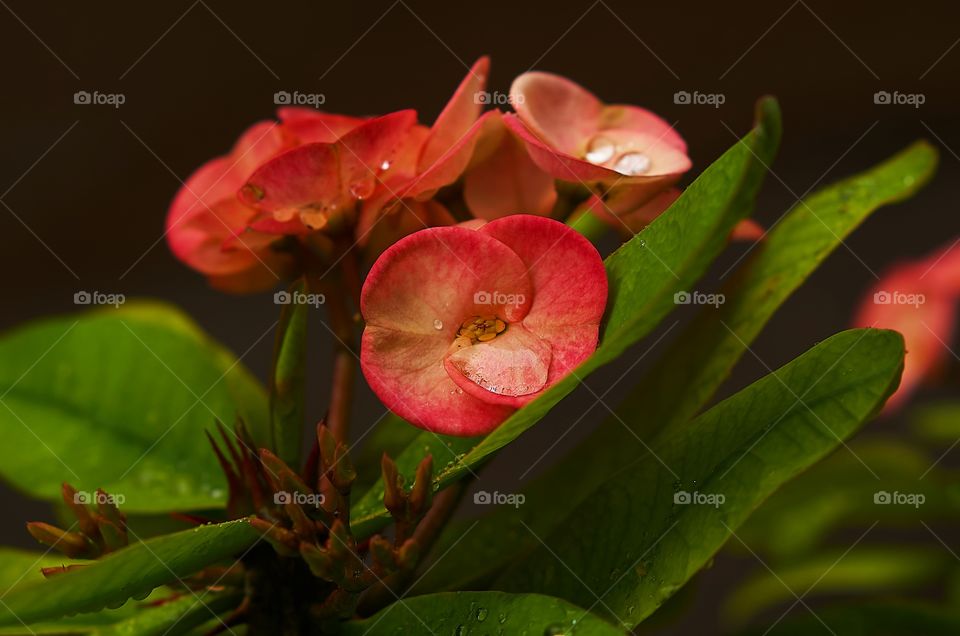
166 57 692 292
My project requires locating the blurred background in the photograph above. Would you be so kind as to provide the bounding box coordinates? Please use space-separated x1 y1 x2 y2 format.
1 0 958 632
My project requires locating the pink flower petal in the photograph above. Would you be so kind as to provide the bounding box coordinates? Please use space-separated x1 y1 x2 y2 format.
854 259 956 410
361 225 534 334
445 322 552 407
418 56 490 173
600 105 687 153
360 225 543 434
167 121 292 283
239 142 342 230
479 215 607 330
510 71 603 154
464 114 557 220
360 199 456 264
337 109 418 201
361 325 513 435
479 215 607 384
278 107 366 144
403 111 497 200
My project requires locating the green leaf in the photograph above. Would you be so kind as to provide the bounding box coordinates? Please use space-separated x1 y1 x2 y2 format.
738 600 960 636
911 401 960 446
352 413 428 493
617 140 937 435
414 140 938 591
0 519 258 628
350 97 782 538
724 547 950 626
495 328 905 628
0 301 269 512
89 592 241 636
736 439 956 560
339 591 626 635
270 280 308 466
0 548 161 634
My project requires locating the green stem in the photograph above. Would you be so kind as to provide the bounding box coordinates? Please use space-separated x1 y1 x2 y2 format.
567 205 611 244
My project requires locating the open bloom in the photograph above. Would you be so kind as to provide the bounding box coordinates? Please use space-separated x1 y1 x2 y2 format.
360 215 607 435
854 241 960 410
168 58 494 291
166 106 376 291
504 72 690 198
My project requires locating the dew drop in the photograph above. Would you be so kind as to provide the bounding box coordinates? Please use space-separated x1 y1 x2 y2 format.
380 159 392 171
476 607 488 622
613 152 651 175
350 181 375 200
584 135 616 164
433 319 444 330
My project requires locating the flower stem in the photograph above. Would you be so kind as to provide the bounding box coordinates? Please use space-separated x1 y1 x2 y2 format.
324 247 359 446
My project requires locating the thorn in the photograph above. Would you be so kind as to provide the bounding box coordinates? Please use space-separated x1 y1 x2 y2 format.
95 489 125 527
249 518 299 556
205 430 241 491
95 515 127 551
317 424 337 475
26 522 99 559
300 542 338 582
40 563 88 578
325 520 353 560
409 455 434 517
169 512 214 526
217 421 245 470
260 449 311 496
381 453 403 517
60 483 100 539
331 442 357 493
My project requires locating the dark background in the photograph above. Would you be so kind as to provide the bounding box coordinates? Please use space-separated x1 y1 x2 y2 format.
1 0 957 632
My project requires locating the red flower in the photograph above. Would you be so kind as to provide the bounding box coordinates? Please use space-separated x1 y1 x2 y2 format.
166 121 296 293
854 241 960 410
359 215 607 435
504 71 690 191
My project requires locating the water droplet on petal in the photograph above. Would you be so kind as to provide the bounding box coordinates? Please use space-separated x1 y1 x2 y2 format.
380 159 392 171
433 319 444 330
613 152 651 175
584 135 616 164
350 181 375 200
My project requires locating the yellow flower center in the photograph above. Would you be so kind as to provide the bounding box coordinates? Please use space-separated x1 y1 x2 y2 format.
452 315 506 349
